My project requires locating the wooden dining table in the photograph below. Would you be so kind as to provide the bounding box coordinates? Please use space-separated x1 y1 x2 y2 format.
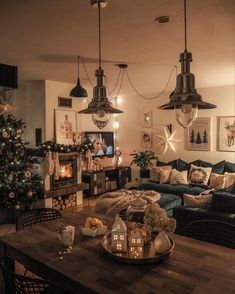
0 211 235 294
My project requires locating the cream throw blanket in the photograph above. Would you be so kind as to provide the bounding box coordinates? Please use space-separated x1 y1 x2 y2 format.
94 189 160 217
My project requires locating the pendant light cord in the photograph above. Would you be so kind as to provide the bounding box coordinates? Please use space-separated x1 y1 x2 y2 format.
124 65 177 100
98 2 102 69
77 55 80 77
80 56 94 87
184 0 187 51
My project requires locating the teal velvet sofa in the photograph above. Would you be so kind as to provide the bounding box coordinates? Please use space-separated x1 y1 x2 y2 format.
137 159 234 216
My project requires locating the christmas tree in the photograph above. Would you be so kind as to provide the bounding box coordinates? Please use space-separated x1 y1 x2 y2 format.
0 113 44 210
190 130 195 144
196 131 202 144
203 129 208 144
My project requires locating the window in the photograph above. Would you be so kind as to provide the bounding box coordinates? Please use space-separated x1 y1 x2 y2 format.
113 235 118 240
117 243 122 250
137 239 141 244
120 235 125 240
132 239 136 244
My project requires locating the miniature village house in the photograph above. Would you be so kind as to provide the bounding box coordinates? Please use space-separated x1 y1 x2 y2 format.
111 214 127 252
128 231 144 258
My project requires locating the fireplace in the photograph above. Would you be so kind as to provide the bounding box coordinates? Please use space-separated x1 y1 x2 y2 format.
51 155 78 190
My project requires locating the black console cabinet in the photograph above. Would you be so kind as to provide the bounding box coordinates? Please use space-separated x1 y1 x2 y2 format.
82 166 131 197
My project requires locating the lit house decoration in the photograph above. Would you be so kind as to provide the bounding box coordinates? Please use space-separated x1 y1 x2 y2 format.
111 214 127 252
128 231 144 259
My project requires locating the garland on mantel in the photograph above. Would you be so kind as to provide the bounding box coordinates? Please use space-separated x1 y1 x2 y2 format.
27 140 94 157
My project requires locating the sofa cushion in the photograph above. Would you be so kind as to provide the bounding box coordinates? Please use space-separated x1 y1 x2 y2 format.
156 160 177 168
187 186 208 195
140 182 173 194
209 173 226 190
159 166 172 184
150 166 171 183
166 184 190 196
189 164 212 186
199 160 225 174
224 172 235 188
170 169 188 185
177 159 188 171
158 193 182 212
140 182 191 196
224 161 235 173
183 193 212 208
209 192 235 213
188 160 201 169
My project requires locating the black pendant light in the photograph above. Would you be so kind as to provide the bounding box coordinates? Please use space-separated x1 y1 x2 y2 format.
70 56 88 98
159 0 216 128
78 0 123 129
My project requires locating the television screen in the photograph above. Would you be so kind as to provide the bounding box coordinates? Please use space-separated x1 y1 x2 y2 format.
84 132 114 158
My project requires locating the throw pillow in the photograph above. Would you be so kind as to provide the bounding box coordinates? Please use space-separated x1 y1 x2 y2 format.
199 160 225 174
170 169 188 185
209 173 226 190
177 159 188 171
159 166 172 184
156 160 177 168
183 193 212 209
150 166 172 183
224 161 235 173
224 172 235 188
189 164 212 186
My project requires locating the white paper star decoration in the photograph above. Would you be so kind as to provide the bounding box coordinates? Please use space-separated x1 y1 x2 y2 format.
155 128 180 154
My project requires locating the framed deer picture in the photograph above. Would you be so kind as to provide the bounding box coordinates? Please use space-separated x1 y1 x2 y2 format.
218 116 235 152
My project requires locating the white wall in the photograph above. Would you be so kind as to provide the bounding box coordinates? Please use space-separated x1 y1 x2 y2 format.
13 80 235 180
115 85 235 179
13 80 45 146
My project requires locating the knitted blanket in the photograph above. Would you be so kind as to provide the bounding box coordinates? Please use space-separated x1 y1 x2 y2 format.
94 189 160 217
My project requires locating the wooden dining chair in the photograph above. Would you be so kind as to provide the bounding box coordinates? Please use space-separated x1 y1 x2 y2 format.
0 257 63 294
16 208 62 231
183 219 235 249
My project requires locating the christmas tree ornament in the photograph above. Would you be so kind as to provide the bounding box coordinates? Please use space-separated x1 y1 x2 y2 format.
27 191 33 198
8 192 15 198
24 171 32 178
2 131 8 138
0 113 44 209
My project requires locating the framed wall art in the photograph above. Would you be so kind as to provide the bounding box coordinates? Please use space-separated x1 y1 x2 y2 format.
142 110 152 128
55 109 77 145
185 117 211 151
141 131 152 148
218 116 235 152
58 97 72 108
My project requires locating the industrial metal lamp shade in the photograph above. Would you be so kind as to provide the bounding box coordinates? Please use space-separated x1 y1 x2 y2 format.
159 51 216 110
70 78 88 97
78 69 123 129
159 0 216 128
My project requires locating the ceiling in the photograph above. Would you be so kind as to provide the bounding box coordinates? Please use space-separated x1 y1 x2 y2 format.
0 0 234 95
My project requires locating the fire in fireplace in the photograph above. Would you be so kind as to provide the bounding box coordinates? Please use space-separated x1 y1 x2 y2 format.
51 155 78 189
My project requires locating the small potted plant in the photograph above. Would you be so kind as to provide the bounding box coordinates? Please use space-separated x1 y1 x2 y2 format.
130 150 158 178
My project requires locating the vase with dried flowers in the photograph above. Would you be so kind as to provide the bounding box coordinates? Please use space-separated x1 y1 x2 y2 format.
144 204 176 253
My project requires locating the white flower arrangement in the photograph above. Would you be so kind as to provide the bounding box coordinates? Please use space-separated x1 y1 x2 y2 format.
144 204 176 234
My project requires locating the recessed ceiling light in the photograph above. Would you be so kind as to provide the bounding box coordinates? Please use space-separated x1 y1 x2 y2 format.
155 16 171 24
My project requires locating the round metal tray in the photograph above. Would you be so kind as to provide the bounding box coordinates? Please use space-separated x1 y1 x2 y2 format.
102 233 175 264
